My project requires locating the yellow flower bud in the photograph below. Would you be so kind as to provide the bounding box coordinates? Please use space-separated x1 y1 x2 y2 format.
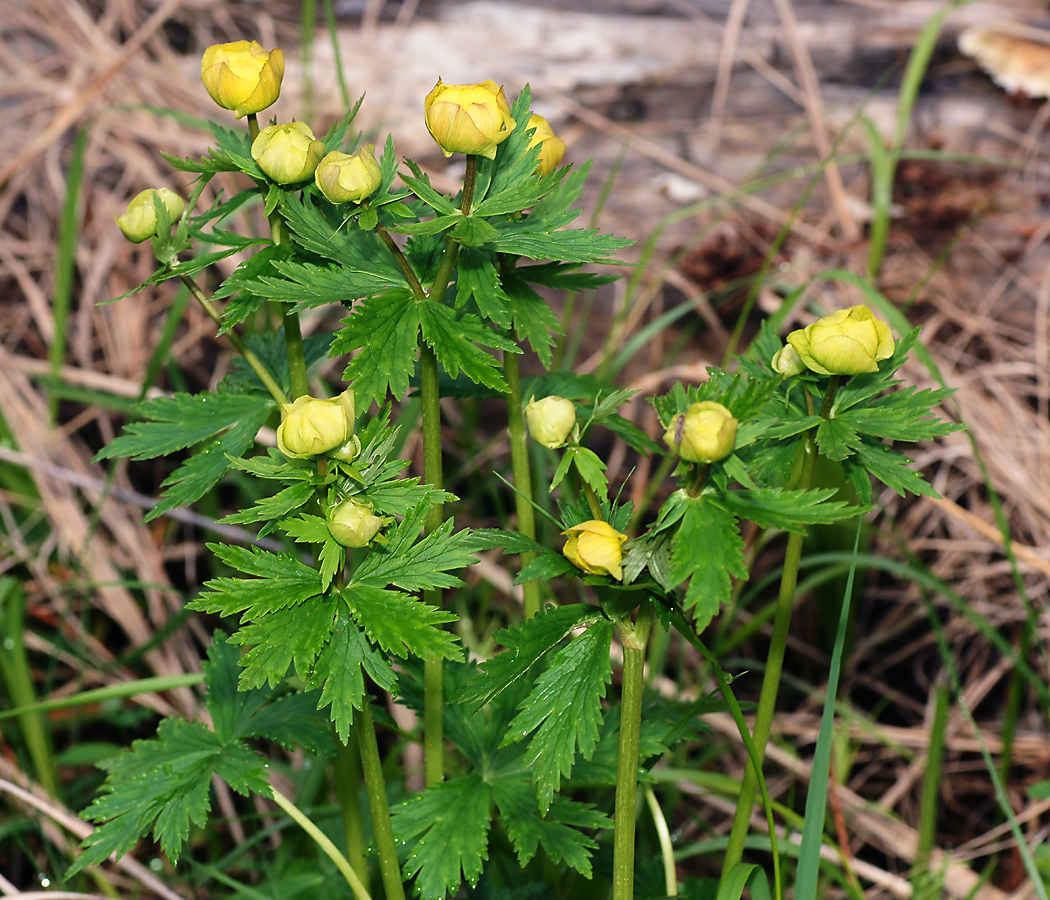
115 188 186 243
251 121 325 184
786 305 895 376
328 498 387 548
314 146 383 204
276 390 355 459
664 401 738 464
527 114 566 176
201 40 284 119
525 395 576 448
770 343 807 377
562 520 628 581
424 79 517 160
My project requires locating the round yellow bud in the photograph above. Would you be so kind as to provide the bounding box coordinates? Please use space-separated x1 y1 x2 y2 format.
786 305 894 376
424 79 517 160
115 188 186 244
201 41 284 119
664 401 738 464
328 498 387 548
276 390 355 459
770 343 807 377
527 114 567 176
525 395 576 449
251 121 325 184
562 520 628 582
314 146 383 204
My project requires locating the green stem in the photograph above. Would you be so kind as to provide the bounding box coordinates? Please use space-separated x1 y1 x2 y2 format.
643 783 678 897
270 784 373 900
178 274 289 405
335 731 369 883
377 223 427 301
504 351 541 618
247 113 260 142
356 699 407 900
612 601 655 900
580 480 604 520
283 305 311 400
721 377 839 879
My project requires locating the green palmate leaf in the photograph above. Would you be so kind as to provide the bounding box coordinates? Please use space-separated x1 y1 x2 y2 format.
340 584 461 661
419 302 518 391
400 159 459 216
551 445 608 500
456 247 511 327
718 487 858 532
670 496 747 633
259 258 407 310
837 387 960 442
503 274 561 369
455 603 603 714
193 543 324 618
389 214 460 237
849 438 939 497
232 596 339 689
210 122 264 178
211 244 291 333
314 604 397 742
396 776 493 900
815 417 862 462
490 780 604 875
321 96 365 152
491 224 632 264
333 288 420 405
219 481 316 525
504 619 614 812
450 216 499 247
355 518 479 593
516 552 579 584
516 262 618 291
95 393 272 461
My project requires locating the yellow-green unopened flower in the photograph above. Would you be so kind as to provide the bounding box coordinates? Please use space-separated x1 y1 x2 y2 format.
424 79 516 160
770 343 807 377
315 146 382 204
562 520 628 582
328 498 387 548
664 401 737 464
276 390 355 459
525 395 576 448
786 305 894 376
527 114 566 176
115 188 185 243
201 40 284 118
251 121 325 184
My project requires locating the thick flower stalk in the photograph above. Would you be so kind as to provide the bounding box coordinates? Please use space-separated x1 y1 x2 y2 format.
786 304 894 376
251 121 325 184
526 113 567 175
664 401 738 464
201 40 284 118
276 391 356 459
525 395 576 448
315 146 383 204
562 520 628 581
115 189 185 243
424 79 516 159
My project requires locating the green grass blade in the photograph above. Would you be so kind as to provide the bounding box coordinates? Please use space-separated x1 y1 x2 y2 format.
0 673 204 722
324 0 351 109
794 519 863 900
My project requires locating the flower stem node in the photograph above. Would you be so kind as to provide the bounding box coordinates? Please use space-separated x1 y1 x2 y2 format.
527 114 567 175
201 41 284 119
315 146 383 204
424 79 516 159
786 304 894 376
115 189 185 243
327 498 388 548
525 395 576 448
664 401 737 464
251 121 325 184
562 520 628 582
276 390 356 459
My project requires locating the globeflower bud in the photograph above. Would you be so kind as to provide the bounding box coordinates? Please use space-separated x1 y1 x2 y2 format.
770 343 807 377
314 146 383 204
251 121 325 184
664 401 737 464
201 40 284 119
327 498 387 548
424 79 516 160
562 520 628 582
786 305 894 376
276 390 355 459
527 114 566 176
115 188 185 243
525 396 576 449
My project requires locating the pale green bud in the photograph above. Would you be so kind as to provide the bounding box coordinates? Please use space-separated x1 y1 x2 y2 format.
664 401 737 464
314 146 382 204
251 121 325 184
115 188 185 243
771 343 807 377
276 390 355 459
327 498 387 548
525 395 576 448
786 305 894 376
